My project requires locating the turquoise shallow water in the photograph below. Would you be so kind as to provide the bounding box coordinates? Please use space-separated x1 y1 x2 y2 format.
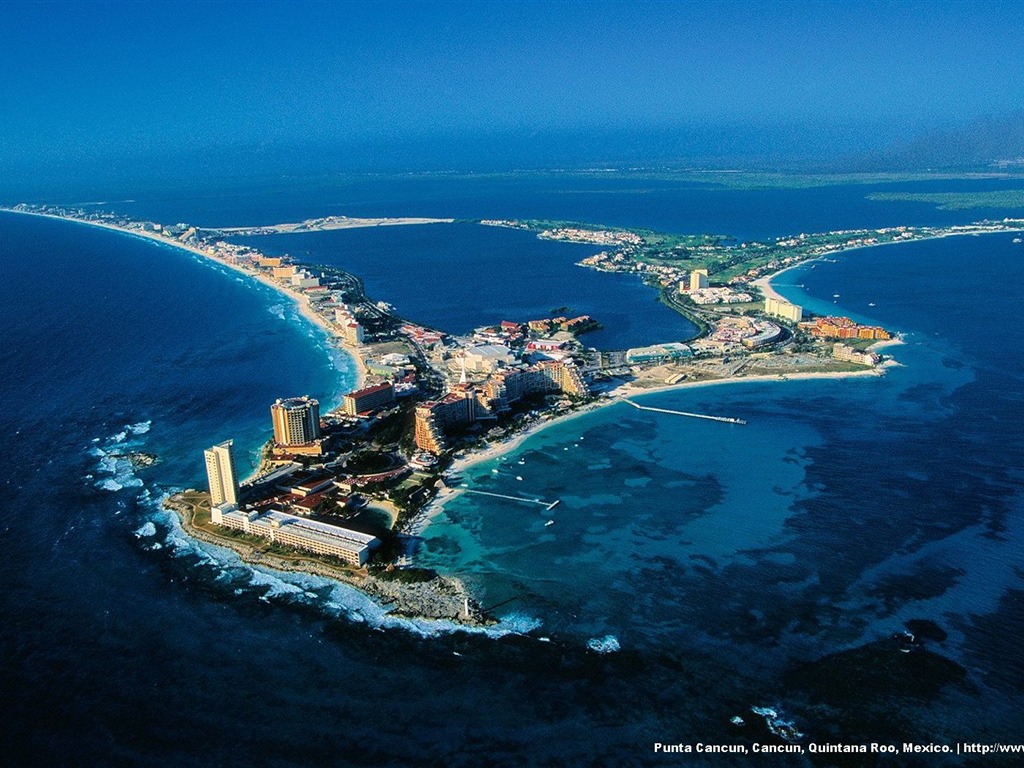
418 231 1024 740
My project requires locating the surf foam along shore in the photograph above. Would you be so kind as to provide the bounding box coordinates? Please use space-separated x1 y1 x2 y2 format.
152 492 542 640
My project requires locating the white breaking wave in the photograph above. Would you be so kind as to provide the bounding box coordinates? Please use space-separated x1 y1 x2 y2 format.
90 422 153 493
248 569 307 599
139 489 544 641
587 635 621 653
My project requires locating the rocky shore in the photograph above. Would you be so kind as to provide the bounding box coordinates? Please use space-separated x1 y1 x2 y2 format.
163 493 492 626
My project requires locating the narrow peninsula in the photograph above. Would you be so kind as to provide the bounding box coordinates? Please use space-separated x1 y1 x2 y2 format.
8 202 1023 626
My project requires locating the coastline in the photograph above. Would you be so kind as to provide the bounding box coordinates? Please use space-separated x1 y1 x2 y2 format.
1 206 500 627
163 491 491 626
1 207 367 395
420 366 885 525
751 227 1023 303
0 204 947 626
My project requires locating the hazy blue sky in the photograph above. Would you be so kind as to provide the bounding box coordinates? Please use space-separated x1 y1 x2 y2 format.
2 0 1023 177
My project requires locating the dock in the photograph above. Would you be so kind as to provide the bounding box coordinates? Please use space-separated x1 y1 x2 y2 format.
461 487 561 510
622 398 746 425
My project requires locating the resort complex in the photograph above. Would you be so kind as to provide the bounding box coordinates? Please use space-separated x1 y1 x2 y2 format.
14 202 1017 584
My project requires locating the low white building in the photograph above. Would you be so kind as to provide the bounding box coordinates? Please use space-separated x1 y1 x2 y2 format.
211 504 378 566
463 344 516 373
291 270 320 289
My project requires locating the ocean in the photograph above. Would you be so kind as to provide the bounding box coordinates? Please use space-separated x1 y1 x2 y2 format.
234 223 699 349
2 175 1023 766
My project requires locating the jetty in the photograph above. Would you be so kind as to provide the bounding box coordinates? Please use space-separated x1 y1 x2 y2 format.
461 488 561 510
622 398 746 425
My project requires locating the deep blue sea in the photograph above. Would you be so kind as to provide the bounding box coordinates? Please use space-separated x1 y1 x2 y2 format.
235 223 698 349
2 177 1024 766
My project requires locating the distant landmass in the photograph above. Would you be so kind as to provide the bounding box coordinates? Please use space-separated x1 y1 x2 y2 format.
846 112 1024 172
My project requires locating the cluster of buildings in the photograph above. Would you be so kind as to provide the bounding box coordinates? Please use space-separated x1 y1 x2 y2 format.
686 287 754 305
525 315 595 334
262 260 323 290
400 323 444 347
577 250 690 287
677 269 752 304
801 316 891 340
202 439 380 566
691 316 783 353
414 359 588 453
201 436 382 569
538 227 644 246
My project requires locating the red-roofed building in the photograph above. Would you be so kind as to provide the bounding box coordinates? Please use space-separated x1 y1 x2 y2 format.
342 382 396 416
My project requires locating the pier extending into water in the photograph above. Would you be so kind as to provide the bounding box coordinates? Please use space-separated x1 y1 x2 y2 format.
461 487 561 510
622 398 747 425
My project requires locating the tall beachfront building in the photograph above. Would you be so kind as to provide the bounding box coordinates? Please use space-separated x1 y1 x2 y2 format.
764 296 804 323
204 440 238 506
271 396 321 446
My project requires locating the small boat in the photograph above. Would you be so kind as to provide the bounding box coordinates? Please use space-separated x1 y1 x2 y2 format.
544 520 555 527
833 293 841 298
868 302 876 307
516 476 523 481
491 469 499 474
1014 237 1022 244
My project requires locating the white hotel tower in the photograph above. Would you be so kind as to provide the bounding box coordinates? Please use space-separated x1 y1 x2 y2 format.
204 440 238 506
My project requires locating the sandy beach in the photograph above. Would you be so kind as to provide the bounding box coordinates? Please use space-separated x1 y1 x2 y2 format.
2 206 921 541
414 365 888 532
750 226 1022 303
4 208 367 393
214 215 455 234
421 242 917 526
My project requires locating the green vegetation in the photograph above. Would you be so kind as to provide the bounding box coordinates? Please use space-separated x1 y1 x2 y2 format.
370 566 437 583
866 190 1024 211
345 449 397 474
460 168 1024 191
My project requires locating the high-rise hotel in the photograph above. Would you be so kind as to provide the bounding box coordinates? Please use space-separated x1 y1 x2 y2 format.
271 395 321 446
204 440 238 506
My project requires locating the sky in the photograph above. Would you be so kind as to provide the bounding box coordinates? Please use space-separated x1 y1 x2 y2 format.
2 0 1023 182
